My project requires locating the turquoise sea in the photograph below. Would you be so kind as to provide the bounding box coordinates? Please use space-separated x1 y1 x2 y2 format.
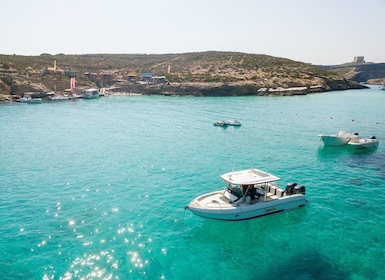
1 86 385 280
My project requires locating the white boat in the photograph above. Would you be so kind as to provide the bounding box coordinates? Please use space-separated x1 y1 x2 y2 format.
348 136 379 149
185 168 308 221
48 95 71 101
318 131 359 146
225 120 241 126
213 120 227 127
81 88 100 99
19 96 43 104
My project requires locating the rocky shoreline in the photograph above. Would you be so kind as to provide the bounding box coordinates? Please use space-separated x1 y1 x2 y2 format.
0 80 368 103
103 79 367 97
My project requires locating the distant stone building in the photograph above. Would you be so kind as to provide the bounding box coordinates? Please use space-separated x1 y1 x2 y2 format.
137 73 169 84
139 72 154 82
353 56 365 63
127 75 137 82
100 72 115 80
84 72 99 79
152 76 168 84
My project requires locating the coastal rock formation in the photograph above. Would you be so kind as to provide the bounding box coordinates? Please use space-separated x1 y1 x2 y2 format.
0 76 13 102
113 78 365 97
317 62 385 84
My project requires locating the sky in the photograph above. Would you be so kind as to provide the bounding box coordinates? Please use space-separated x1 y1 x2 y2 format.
1 0 384 65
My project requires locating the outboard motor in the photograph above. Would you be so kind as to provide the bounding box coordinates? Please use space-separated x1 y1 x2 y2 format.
286 182 297 195
370 136 376 140
294 184 306 195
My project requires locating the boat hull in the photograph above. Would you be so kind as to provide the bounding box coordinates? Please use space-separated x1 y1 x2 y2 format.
186 192 308 221
226 120 241 126
19 98 43 104
319 135 351 146
348 140 379 149
82 94 100 99
82 89 100 99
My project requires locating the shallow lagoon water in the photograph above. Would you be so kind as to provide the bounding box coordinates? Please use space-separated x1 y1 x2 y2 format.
1 86 384 279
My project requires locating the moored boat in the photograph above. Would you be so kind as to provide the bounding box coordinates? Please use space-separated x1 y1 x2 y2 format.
19 96 43 104
225 120 241 126
348 136 379 149
379 82 385 90
48 94 71 101
318 131 358 146
185 168 308 221
213 120 241 127
213 120 227 127
81 88 100 99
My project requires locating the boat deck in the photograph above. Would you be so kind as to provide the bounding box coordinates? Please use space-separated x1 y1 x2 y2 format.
195 184 288 209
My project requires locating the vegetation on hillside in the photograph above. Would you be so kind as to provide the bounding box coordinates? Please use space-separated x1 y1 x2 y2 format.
0 51 364 100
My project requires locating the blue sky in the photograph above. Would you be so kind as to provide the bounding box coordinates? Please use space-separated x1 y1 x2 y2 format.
1 0 384 65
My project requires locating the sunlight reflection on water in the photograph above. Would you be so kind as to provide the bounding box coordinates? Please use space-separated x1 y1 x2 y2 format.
1 90 385 279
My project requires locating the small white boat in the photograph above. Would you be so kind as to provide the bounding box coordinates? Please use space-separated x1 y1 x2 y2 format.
348 136 379 149
225 120 241 126
48 95 71 101
19 96 43 104
81 88 100 99
318 131 359 146
185 168 308 221
213 120 227 127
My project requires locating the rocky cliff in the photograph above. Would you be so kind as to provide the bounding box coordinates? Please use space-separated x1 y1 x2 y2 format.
316 62 385 83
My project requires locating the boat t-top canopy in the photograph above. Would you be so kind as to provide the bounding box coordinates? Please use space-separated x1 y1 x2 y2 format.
220 168 280 185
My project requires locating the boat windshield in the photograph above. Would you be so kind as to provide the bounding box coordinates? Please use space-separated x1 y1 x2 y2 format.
226 184 244 198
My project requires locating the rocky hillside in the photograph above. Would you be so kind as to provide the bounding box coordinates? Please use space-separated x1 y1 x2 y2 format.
0 52 366 101
317 62 385 84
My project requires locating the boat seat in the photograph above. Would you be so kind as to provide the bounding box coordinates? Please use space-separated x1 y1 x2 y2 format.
269 185 278 195
267 194 279 200
276 188 285 197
